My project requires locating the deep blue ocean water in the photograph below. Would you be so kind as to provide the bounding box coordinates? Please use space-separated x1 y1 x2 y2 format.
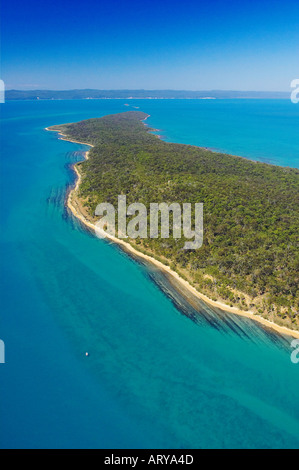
0 99 299 449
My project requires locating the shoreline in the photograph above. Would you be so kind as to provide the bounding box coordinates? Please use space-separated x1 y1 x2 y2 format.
45 124 299 340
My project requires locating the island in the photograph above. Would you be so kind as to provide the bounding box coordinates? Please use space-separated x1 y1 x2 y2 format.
47 111 299 336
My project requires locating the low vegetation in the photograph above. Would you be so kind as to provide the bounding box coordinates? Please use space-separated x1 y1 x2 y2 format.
50 111 299 330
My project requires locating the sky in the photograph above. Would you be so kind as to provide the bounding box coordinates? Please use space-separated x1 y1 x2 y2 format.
1 0 299 91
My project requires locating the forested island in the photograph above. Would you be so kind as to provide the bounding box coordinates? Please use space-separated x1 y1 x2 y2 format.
49 111 299 332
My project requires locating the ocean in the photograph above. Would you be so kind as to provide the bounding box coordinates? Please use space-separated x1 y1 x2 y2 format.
0 99 299 449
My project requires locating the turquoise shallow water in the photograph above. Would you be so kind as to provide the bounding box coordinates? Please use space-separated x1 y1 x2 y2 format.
0 100 299 449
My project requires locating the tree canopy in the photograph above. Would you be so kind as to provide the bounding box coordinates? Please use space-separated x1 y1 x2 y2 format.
50 111 299 331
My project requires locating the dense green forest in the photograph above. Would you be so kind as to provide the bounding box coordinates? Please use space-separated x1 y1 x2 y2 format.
50 111 299 330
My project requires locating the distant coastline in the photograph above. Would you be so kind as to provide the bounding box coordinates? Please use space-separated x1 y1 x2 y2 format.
46 122 299 340
10 88 291 101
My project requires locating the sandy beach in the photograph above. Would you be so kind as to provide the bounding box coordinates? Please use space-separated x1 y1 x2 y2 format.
46 125 299 340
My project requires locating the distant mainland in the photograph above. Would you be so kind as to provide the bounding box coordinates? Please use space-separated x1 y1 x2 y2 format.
7 89 290 100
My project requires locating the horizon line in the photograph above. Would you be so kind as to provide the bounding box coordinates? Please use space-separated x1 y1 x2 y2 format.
6 87 290 93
